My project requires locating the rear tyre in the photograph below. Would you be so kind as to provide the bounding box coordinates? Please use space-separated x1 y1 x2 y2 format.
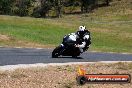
72 55 77 58
72 47 80 58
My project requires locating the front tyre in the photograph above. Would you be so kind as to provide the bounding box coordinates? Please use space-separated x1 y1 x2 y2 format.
52 46 62 58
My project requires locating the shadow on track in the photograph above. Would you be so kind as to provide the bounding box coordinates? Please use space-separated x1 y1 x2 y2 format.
52 56 84 59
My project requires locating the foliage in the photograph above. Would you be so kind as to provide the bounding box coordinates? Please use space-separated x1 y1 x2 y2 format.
0 0 111 17
0 0 14 14
32 0 53 17
13 0 35 16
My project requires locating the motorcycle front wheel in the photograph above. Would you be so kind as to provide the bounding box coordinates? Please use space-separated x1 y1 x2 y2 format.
52 45 62 58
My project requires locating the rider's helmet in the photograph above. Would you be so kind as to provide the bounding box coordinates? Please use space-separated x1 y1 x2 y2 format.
77 25 86 37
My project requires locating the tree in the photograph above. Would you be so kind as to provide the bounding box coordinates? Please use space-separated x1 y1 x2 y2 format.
53 0 63 17
80 0 96 13
32 0 53 17
13 0 35 16
0 0 14 15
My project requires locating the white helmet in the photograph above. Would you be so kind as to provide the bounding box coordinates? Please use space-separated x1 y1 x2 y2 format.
77 26 86 37
79 25 86 31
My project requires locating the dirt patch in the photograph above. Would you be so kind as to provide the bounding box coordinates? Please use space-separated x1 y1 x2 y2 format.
16 41 55 48
119 32 132 38
0 34 11 41
0 40 55 49
0 62 132 88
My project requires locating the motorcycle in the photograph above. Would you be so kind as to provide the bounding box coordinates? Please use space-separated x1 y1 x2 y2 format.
52 34 82 58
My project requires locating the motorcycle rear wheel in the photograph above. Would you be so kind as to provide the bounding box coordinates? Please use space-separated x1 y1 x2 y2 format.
72 55 77 58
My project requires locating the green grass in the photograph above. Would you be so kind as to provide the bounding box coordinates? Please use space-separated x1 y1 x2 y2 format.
0 16 74 45
0 0 132 53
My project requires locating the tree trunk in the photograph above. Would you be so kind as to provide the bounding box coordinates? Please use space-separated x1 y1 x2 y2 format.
56 6 61 18
106 0 110 6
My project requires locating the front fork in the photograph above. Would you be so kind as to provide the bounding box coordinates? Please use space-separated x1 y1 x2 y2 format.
59 44 65 55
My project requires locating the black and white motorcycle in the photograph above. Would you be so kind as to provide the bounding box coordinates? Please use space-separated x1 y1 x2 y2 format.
52 33 89 58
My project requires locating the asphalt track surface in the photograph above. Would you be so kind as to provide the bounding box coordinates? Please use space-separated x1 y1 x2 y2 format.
0 47 132 66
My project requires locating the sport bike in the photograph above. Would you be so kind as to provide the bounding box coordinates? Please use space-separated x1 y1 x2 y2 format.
52 34 82 58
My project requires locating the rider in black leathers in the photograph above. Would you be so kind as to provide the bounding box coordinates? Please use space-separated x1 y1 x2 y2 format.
61 25 91 53
75 25 91 52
